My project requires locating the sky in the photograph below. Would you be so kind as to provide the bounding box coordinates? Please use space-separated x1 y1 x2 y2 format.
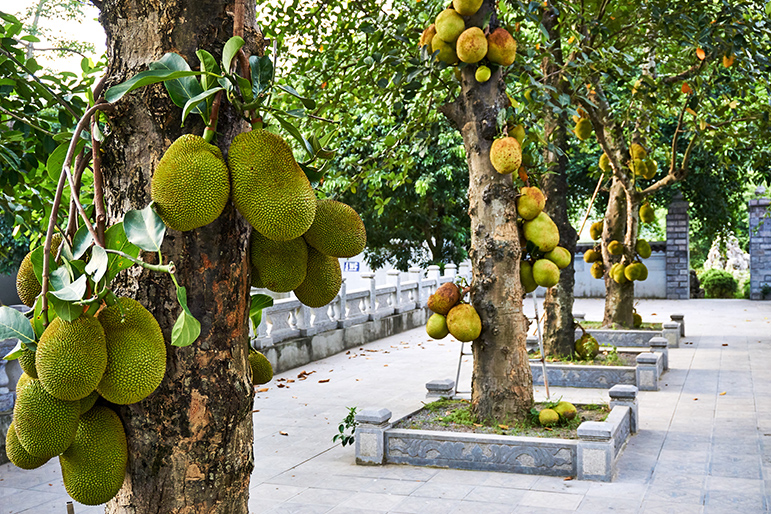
8 0 106 74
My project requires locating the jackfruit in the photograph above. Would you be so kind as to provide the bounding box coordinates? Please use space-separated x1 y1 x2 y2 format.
639 202 655 223
599 153 610 172
303 199 366 258
631 158 646 176
539 408 559 426
624 262 645 281
446 303 482 342
249 350 273 385
18 346 37 379
523 212 560 253
419 24 436 49
516 186 545 220
608 240 623 256
475 65 491 83
633 312 643 328
434 9 465 43
589 221 603 240
426 313 450 339
583 249 600 264
590 261 605 279
16 372 34 396
545 246 571 269
554 401 577 420
456 27 487 64
630 143 647 160
36 316 107 402
575 333 599 359
520 261 538 293
251 232 308 293
486 27 517 66
637 262 649 281
80 390 99 415
13 378 80 459
574 119 593 140
293 247 342 308
610 262 628 284
229 130 317 241
6 421 50 470
16 234 64 307
636 239 652 259
533 259 560 288
431 36 458 64
453 0 483 16
251 265 264 288
508 124 526 145
490 136 522 174
151 134 230 232
96 297 166 405
59 406 127 506
427 282 461 315
642 159 657 180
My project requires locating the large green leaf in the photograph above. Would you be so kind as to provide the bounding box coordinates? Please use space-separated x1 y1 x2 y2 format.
250 55 273 96
171 286 201 347
249 293 273 330
104 223 141 283
84 246 108 284
196 49 221 92
47 293 82 322
222 36 245 72
149 53 205 115
124 204 166 253
46 139 86 181
104 69 203 103
50 274 87 302
181 87 223 125
0 306 35 352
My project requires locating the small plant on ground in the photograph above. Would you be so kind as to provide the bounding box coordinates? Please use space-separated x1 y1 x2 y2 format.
332 407 359 447
699 269 738 298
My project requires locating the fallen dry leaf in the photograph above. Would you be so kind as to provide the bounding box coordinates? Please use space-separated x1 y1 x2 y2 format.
694 398 699 401
279 431 288 436
257 387 269 393
384 364 388 367
722 344 728 347
564 477 574 481
319 379 330 383
286 379 295 383
473 423 483 427
498 424 509 430
251 409 260 413
720 392 727 396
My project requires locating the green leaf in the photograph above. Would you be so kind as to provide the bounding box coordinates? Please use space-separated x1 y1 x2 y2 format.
85 246 108 284
3 340 23 361
47 293 82 322
50 274 87 302
71 225 93 260
272 113 314 158
31 297 54 340
249 294 273 330
277 84 316 110
124 204 166 253
0 306 35 350
46 139 85 181
150 54 205 114
172 286 201 347
49 267 71 291
104 223 141 283
222 36 245 72
181 87 223 125
249 55 273 96
104 69 203 103
196 49 221 91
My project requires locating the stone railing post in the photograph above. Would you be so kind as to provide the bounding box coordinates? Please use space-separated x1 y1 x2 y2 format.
577 421 613 482
425 379 455 399
609 384 639 433
636 353 661 391
661 322 680 348
409 267 423 307
427 265 441 291
361 272 376 316
573 312 586 323
666 193 690 299
445 263 457 279
749 195 771 300
336 278 347 323
649 337 669 371
670 314 685 337
387 270 401 311
355 408 391 465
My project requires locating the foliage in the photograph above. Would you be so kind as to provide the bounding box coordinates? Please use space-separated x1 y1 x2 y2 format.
698 268 738 298
0 214 29 274
332 406 358 447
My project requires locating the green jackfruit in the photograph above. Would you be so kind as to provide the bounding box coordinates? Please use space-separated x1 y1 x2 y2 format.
13 378 80 459
589 221 603 240
36 316 107 402
96 297 166 405
426 313 450 339
520 261 538 293
554 401 577 420
434 9 465 43
630 143 647 160
590 261 605 279
545 246 571 269
6 421 50 470
642 159 657 179
419 24 436 49
608 240 623 255
574 119 593 140
453 0 483 16
446 304 482 342
456 27 487 64
251 265 264 288
486 27 517 67
539 408 559 426
533 259 560 288
427 282 461 315
633 312 643 328
303 199 366 258
490 136 522 174
631 158 646 176
624 262 645 281
517 187 545 220
599 153 610 172
610 262 628 284
59 406 127 506
583 249 600 264
293 247 342 308
18 346 37 379
575 334 599 359
249 350 273 385
639 202 655 223
475 65 491 83
636 239 652 259
523 212 560 253
431 36 458 64
80 390 99 415
151 134 230 232
16 234 63 307
251 232 308 293
637 262 649 281
16 372 33 395
229 130 317 241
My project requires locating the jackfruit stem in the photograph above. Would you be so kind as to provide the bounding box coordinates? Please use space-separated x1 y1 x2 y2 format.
102 249 174 274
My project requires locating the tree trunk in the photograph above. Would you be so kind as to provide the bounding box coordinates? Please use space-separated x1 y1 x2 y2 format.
602 178 634 327
540 2 577 357
97 1 260 512
440 0 533 423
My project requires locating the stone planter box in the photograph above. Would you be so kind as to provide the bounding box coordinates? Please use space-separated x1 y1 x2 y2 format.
355 385 639 482
572 313 683 348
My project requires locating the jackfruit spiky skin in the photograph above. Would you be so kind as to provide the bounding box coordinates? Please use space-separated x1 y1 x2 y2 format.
590 261 605 279
633 312 643 328
583 249 600 264
13 378 80 459
36 316 107 402
6 421 50 470
523 212 560 253
16 234 63 307
16 372 34 396
545 246 571 269
533 259 560 288
490 137 522 174
426 313 450 339
80 390 99 415
151 134 230 232
59 406 127 506
431 36 458 64
630 143 647 160
293 247 342 308
456 27 487 64
611 263 628 284
229 130 317 242
639 202 655 223
516 187 545 220
589 221 603 240
250 265 264 288
446 304 482 342
608 240 623 256
250 232 308 293
636 239 652 259
18 346 37 379
539 408 559 426
249 350 273 385
96 297 166 405
574 119 593 140
419 24 436 49
554 401 577 420
303 199 366 258
520 261 538 293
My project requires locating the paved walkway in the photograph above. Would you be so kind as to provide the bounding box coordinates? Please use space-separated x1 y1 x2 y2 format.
2 299 771 513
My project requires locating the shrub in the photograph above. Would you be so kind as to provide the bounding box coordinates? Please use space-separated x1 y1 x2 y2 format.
699 269 738 299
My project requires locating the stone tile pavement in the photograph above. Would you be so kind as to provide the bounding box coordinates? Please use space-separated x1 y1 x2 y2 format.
2 299 771 513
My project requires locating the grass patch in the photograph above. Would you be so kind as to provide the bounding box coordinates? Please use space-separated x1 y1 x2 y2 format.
529 347 636 366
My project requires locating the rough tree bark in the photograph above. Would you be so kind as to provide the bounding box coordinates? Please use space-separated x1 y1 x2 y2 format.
440 0 533 422
540 3 577 356
601 179 635 327
96 1 261 512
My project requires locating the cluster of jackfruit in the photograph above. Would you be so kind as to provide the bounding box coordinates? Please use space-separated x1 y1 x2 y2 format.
7 297 166 505
584 220 652 285
424 282 482 342
149 130 366 309
418 0 517 84
518 187 570 293
538 400 577 427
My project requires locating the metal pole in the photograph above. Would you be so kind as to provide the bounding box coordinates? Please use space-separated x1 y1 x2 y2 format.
531 292 550 400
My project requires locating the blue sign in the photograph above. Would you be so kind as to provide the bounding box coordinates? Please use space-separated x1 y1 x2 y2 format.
343 261 360 272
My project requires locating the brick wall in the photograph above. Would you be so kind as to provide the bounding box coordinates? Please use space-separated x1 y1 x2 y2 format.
749 198 771 300
665 195 690 299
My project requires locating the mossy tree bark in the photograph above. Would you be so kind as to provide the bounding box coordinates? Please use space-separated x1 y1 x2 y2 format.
440 0 533 423
601 179 635 327
96 1 261 512
540 3 577 356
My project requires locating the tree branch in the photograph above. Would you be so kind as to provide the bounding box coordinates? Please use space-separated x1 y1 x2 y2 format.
662 60 706 85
